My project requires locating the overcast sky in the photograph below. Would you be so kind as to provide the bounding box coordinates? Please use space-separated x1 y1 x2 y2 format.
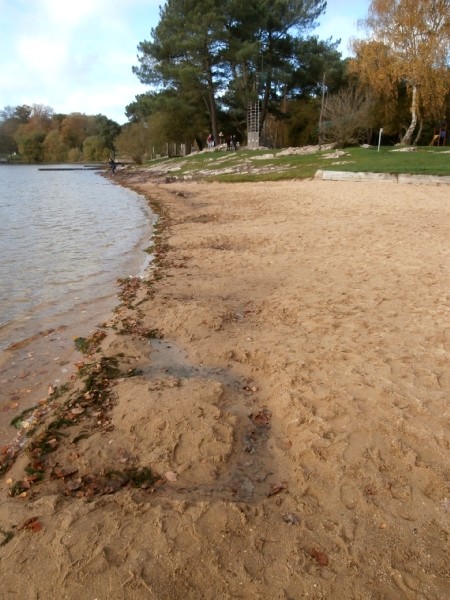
0 0 370 125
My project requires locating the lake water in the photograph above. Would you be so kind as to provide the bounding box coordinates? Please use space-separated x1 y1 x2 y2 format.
0 165 154 445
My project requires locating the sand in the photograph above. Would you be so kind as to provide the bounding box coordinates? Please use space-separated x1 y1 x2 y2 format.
0 173 449 599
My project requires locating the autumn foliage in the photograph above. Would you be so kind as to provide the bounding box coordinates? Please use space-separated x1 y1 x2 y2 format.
0 104 120 162
349 0 450 145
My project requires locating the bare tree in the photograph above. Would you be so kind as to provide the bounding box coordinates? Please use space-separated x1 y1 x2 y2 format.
320 86 373 147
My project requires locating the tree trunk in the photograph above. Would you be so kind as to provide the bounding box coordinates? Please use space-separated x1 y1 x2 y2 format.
210 98 219 144
413 119 423 146
259 36 274 136
401 84 418 145
318 72 326 147
208 89 219 144
202 53 220 145
202 92 219 145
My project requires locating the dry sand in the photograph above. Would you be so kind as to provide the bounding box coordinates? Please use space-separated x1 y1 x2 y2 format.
0 173 449 599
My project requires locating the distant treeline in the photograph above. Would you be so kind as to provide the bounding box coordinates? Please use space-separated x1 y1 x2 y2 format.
0 105 120 163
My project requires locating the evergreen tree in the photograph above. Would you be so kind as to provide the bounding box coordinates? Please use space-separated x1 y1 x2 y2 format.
134 0 227 144
133 0 328 142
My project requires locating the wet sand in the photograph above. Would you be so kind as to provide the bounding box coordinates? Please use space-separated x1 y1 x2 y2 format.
0 174 449 599
0 297 121 447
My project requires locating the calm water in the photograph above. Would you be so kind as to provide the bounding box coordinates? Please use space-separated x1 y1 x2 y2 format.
0 165 154 350
0 165 154 444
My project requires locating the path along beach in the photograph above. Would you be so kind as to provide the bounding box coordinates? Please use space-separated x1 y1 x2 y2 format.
0 172 449 599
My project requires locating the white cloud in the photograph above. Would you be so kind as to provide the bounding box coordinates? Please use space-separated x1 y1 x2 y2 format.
0 0 159 121
41 0 108 27
63 81 147 121
16 35 69 82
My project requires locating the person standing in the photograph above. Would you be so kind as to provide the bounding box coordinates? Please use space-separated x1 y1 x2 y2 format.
108 157 116 174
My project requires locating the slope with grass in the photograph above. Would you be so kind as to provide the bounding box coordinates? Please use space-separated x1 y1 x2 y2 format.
133 145 450 182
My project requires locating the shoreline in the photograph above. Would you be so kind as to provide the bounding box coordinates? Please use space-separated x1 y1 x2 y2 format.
0 173 449 599
0 171 155 447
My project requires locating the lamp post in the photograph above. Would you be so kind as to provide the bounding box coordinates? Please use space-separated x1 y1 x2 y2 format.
378 128 383 152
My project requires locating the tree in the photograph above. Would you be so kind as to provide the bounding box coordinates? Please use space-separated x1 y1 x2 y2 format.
60 113 96 151
125 93 158 123
29 104 54 129
1 105 33 124
134 0 227 144
226 0 327 131
12 105 55 162
0 108 19 156
116 122 153 163
133 0 328 142
125 89 210 151
222 30 343 140
14 125 47 162
42 130 69 162
269 37 346 147
283 97 331 146
351 0 450 145
0 129 17 156
82 135 110 161
289 37 346 99
93 114 121 155
0 105 33 157
320 85 373 147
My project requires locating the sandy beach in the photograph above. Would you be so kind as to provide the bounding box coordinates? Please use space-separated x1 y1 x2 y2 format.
0 172 449 599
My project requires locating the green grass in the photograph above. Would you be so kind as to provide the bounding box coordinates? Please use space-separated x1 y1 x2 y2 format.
331 147 450 176
140 145 450 182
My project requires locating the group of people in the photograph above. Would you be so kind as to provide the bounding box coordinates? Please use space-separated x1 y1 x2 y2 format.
226 134 238 151
206 132 239 150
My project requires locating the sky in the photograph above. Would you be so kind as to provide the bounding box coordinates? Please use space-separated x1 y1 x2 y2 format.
0 0 370 125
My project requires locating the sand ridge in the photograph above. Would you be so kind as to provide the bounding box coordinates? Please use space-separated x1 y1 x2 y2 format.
0 175 449 599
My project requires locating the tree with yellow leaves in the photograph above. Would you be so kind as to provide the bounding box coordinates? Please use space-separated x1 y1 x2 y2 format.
350 0 450 145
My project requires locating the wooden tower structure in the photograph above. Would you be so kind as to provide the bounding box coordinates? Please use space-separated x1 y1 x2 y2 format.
247 102 260 149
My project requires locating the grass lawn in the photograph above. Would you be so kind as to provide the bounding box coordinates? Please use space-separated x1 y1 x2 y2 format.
141 145 450 182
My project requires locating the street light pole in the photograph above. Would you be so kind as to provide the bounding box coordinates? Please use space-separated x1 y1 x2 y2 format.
378 128 383 152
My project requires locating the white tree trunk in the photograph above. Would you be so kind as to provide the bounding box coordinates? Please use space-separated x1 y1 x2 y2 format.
413 119 423 146
401 84 418 145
